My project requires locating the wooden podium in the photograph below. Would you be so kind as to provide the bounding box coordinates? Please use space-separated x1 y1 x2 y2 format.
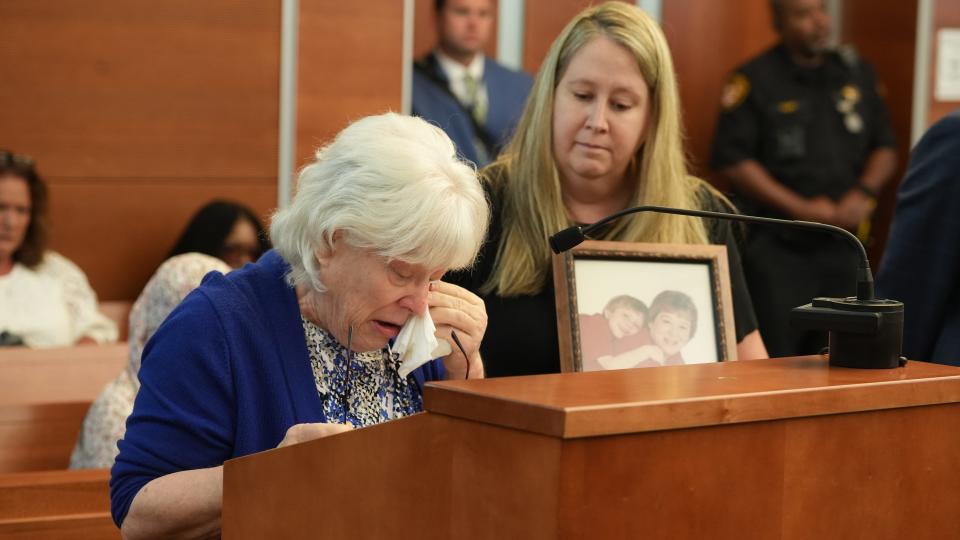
223 357 960 539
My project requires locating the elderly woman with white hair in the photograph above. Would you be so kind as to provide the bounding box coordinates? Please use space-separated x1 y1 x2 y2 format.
110 113 490 539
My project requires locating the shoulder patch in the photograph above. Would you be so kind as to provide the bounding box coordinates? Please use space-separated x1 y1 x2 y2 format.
721 74 750 111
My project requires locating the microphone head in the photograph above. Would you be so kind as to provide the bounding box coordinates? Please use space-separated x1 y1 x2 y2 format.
549 226 586 254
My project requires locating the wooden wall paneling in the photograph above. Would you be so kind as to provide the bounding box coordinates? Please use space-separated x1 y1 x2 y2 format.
662 0 779 183
413 0 498 62
841 0 917 266
48 180 276 300
929 0 960 125
415 0 442 59
522 0 611 75
0 1 279 179
0 1 281 301
296 1 405 169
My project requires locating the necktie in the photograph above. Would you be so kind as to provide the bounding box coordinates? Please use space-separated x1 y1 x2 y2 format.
463 73 487 125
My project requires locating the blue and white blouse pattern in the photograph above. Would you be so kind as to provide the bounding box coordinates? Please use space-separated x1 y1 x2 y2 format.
302 318 423 426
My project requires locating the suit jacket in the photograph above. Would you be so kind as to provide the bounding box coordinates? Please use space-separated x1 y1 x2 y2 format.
877 111 960 365
412 52 532 166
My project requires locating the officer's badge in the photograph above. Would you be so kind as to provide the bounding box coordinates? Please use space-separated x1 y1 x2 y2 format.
777 100 799 113
721 74 750 111
840 85 860 104
844 113 864 134
837 84 863 133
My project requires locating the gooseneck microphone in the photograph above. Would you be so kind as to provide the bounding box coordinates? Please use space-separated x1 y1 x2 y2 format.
549 205 904 369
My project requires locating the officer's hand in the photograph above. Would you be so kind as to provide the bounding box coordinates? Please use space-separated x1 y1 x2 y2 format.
835 189 874 231
797 196 838 225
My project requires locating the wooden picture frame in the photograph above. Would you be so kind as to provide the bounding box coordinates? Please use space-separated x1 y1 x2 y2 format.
552 240 737 372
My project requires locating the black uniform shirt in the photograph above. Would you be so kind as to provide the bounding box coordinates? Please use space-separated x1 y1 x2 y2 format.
710 44 895 217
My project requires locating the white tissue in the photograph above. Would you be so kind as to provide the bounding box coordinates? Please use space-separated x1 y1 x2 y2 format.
394 311 453 378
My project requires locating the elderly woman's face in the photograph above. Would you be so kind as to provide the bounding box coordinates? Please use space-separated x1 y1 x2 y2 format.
552 36 651 195
316 235 445 352
0 175 31 263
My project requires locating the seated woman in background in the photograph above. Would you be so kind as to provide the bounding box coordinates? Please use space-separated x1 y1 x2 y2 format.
111 113 489 539
0 149 117 347
70 253 231 470
447 2 767 377
168 199 270 269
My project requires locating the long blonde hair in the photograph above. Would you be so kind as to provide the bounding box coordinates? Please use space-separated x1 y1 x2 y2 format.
484 1 716 297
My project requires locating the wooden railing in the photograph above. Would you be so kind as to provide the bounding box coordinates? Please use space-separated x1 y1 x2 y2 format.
0 343 126 473
0 468 118 539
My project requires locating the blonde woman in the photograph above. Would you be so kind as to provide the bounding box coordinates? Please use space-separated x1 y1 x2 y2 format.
448 2 767 376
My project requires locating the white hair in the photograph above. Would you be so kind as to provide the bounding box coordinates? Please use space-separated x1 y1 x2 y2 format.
270 112 489 291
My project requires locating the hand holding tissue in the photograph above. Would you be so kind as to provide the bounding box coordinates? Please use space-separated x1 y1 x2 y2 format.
394 310 452 378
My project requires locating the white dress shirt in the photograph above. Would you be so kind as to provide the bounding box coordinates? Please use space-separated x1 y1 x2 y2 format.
434 50 489 123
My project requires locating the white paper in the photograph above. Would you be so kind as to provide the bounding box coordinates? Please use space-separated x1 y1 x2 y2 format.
936 29 960 101
393 311 453 378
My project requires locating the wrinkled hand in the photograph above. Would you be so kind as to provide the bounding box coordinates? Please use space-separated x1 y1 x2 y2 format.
834 189 874 231
430 281 486 379
277 422 353 448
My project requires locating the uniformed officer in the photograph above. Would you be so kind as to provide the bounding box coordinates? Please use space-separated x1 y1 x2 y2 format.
710 0 897 357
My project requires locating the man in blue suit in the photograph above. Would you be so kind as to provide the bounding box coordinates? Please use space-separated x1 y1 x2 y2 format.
877 111 960 365
413 0 532 166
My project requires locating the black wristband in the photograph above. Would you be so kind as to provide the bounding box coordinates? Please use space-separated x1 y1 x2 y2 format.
855 183 878 199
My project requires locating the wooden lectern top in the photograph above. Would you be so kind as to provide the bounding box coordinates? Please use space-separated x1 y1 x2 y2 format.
424 356 960 438
224 356 960 539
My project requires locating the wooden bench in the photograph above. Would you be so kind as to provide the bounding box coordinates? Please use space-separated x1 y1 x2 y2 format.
0 343 127 407
0 468 118 539
98 301 133 342
0 344 126 472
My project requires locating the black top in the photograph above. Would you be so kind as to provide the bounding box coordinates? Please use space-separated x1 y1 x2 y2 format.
710 44 895 218
447 180 760 378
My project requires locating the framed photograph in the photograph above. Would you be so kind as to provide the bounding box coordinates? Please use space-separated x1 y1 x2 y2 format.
552 240 737 372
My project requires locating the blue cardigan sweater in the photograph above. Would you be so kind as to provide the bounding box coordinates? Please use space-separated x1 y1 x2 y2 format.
110 250 445 526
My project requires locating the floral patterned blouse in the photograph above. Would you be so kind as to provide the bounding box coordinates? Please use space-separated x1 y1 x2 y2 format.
69 253 231 470
302 318 423 426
